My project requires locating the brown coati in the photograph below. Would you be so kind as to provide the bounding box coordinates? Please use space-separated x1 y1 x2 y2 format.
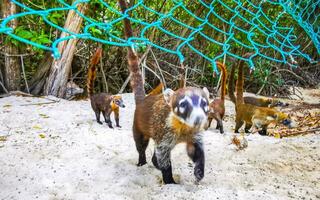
228 60 288 108
231 53 295 135
207 62 227 133
134 87 210 184
242 96 289 107
119 0 209 184
87 47 125 128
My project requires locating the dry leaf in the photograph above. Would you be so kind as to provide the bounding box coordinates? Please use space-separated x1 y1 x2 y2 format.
39 133 46 138
39 113 49 118
33 125 42 130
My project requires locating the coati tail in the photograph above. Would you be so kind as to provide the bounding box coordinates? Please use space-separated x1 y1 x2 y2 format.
119 0 146 104
236 58 245 105
228 62 237 104
215 62 227 101
147 82 164 96
87 47 103 98
236 53 254 106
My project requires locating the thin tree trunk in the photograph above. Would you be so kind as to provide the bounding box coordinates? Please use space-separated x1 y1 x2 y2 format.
2 0 21 91
44 2 88 98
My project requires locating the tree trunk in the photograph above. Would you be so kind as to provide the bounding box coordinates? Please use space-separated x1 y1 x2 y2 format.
1 0 21 91
28 52 53 95
44 2 88 98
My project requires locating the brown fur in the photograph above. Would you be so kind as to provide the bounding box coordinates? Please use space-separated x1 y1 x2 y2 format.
243 96 288 107
120 0 208 185
87 48 125 128
147 82 164 96
133 87 209 184
207 62 227 133
234 53 293 135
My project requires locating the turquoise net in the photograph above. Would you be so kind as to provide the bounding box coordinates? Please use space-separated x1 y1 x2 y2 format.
0 0 318 72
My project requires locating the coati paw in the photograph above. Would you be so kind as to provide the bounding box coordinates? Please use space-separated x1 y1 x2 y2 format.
258 129 267 136
116 125 122 128
97 121 103 125
137 161 147 166
194 168 204 182
163 179 177 184
107 123 113 129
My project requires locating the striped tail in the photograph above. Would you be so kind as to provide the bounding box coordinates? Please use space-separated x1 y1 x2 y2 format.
87 47 102 98
215 62 227 101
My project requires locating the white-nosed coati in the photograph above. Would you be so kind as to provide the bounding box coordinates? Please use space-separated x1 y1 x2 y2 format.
229 53 295 135
87 47 125 128
207 62 227 133
119 0 210 184
134 87 210 184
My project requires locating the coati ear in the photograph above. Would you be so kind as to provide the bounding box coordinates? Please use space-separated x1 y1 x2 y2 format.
202 87 210 99
163 88 175 104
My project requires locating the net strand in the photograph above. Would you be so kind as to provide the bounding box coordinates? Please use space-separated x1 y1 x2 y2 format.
0 0 318 72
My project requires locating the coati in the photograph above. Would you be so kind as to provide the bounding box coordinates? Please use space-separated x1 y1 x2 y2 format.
242 96 289 107
230 53 295 135
207 62 227 133
87 47 125 128
119 0 209 184
228 61 288 108
134 87 210 184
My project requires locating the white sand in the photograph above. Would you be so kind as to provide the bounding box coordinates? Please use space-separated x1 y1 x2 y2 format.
0 93 319 200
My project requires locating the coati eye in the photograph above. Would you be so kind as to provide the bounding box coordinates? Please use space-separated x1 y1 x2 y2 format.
179 101 188 108
200 99 207 107
200 99 209 113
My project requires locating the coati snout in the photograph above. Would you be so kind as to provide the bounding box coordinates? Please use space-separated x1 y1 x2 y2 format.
164 87 210 130
281 117 296 128
111 96 125 108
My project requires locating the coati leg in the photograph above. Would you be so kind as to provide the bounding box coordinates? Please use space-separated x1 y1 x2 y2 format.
95 110 103 124
102 110 113 128
244 122 252 134
152 134 176 184
235 115 244 133
207 117 213 128
114 108 121 128
153 146 176 184
133 128 149 166
215 115 224 134
258 125 268 136
187 139 205 182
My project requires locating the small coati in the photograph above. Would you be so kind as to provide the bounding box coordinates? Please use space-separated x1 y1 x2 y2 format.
207 61 227 133
228 61 288 108
230 53 295 135
87 47 125 128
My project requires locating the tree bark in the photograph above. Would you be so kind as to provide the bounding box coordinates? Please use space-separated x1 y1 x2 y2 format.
28 52 53 95
1 0 21 91
44 2 88 98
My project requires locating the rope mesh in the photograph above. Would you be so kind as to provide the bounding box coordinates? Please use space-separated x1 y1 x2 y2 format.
0 0 318 72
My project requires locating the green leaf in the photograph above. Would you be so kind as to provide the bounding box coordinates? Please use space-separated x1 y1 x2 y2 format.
16 30 33 39
38 36 52 44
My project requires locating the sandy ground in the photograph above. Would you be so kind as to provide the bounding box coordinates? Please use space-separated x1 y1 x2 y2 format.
0 92 319 200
